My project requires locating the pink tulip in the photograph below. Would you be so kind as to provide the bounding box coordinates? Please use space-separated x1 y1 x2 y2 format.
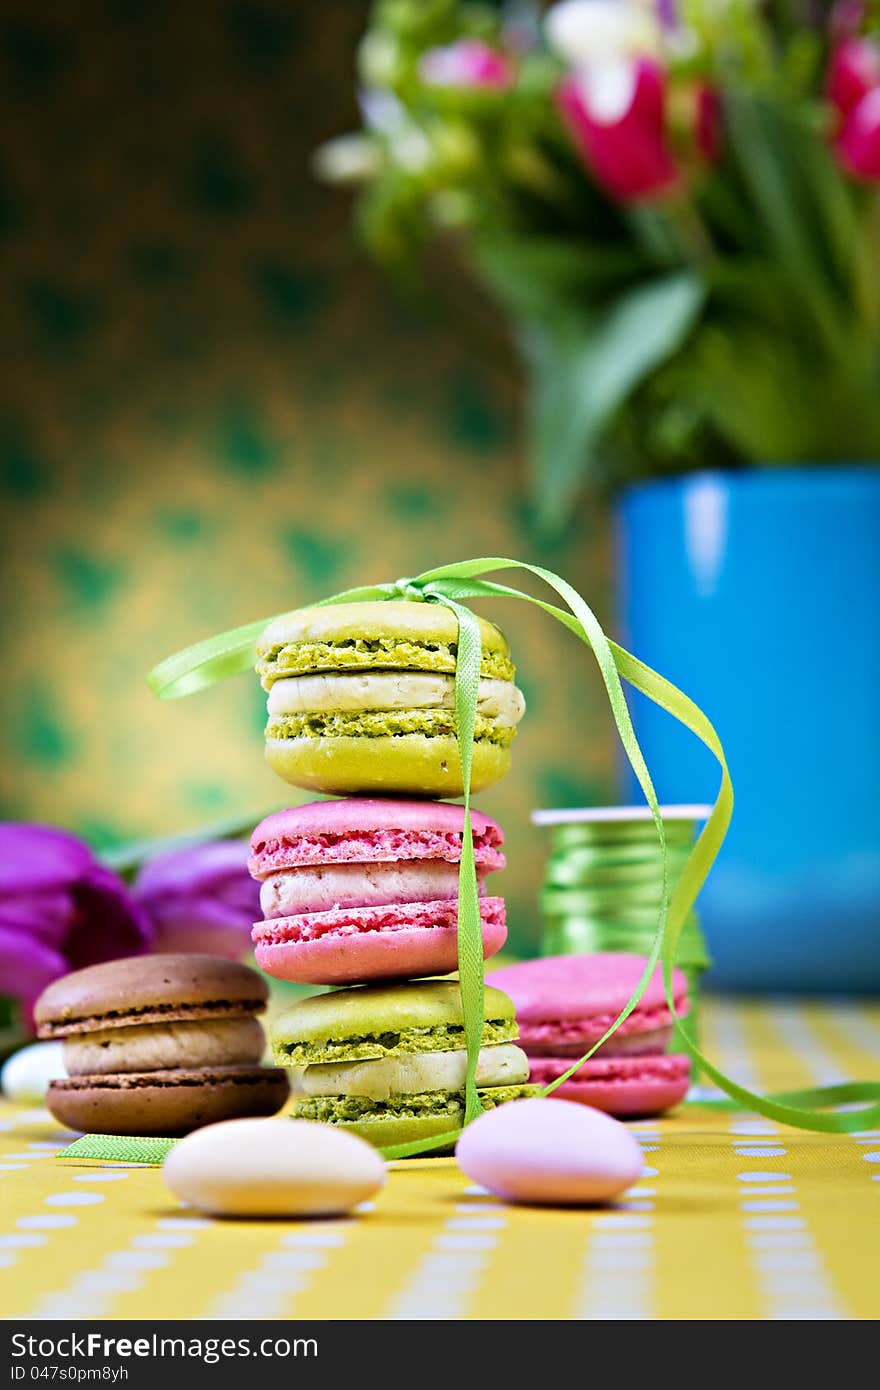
836 85 880 179
419 38 514 91
557 60 679 201
827 37 880 115
828 37 880 181
557 58 720 203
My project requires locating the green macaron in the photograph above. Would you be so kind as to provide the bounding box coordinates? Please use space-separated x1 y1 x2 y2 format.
256 601 525 797
271 980 538 1150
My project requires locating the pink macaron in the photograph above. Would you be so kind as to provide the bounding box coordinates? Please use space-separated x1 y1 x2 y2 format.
248 799 507 985
488 953 691 1117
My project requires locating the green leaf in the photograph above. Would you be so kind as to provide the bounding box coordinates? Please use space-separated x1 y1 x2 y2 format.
99 809 277 877
721 90 850 352
473 235 646 322
674 322 880 462
522 271 706 529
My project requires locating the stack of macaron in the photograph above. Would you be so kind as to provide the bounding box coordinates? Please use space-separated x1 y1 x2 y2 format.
248 599 534 1147
489 953 691 1118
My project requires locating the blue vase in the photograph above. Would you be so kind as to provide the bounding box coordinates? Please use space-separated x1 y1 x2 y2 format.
615 465 880 992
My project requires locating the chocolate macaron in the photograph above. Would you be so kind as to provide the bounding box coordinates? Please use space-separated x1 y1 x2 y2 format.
34 954 289 1137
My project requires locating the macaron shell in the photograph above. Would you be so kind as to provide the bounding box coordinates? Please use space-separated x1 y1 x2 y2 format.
256 601 512 666
35 954 269 1038
254 905 507 985
271 978 516 1052
527 1053 690 1117
250 797 504 870
264 734 510 798
488 952 688 1036
46 1067 290 1137
309 1109 462 1153
515 1010 679 1054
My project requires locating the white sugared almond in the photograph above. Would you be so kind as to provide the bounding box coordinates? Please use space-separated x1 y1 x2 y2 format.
162 1116 386 1218
1 1041 66 1101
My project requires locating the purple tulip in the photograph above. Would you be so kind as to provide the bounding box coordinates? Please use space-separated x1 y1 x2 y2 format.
134 840 260 960
0 823 153 1026
419 39 514 91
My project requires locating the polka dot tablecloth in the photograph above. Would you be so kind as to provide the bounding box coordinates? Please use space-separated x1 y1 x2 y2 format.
2 996 879 1321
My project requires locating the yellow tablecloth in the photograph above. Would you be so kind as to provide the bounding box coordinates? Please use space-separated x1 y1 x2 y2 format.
2 995 879 1321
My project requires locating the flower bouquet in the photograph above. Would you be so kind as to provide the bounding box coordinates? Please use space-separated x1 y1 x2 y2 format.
318 0 880 527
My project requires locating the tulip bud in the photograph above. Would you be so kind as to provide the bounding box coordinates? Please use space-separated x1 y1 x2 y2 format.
827 37 880 116
556 59 679 200
836 85 880 179
828 37 880 182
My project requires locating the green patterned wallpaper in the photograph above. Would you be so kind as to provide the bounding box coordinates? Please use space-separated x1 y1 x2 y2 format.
0 2 614 953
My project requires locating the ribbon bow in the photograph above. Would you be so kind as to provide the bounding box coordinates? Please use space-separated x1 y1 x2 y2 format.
149 557 880 1153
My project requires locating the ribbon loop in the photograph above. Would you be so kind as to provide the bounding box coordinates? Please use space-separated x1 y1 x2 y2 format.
391 576 427 602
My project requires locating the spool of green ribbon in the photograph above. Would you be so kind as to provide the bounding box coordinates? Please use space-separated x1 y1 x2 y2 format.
144 555 880 1156
533 806 712 1042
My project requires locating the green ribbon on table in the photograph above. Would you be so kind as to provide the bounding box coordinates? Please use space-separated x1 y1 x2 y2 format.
60 1133 177 1164
145 556 880 1159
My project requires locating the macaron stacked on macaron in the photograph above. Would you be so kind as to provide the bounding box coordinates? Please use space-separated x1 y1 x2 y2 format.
249 799 507 985
35 954 289 1136
256 601 525 797
488 953 691 1118
272 980 537 1149
247 597 528 1150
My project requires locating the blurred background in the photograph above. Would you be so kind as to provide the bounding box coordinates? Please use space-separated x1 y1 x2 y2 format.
0 1 615 960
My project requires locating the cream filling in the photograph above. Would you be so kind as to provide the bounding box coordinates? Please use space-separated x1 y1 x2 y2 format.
298 1043 529 1100
260 860 479 917
266 673 525 727
63 1017 266 1077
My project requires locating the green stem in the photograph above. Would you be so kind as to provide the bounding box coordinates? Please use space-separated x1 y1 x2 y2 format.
0 996 29 1065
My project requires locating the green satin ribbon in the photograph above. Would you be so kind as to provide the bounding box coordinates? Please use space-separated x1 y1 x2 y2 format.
60 1133 177 1164
147 556 880 1156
